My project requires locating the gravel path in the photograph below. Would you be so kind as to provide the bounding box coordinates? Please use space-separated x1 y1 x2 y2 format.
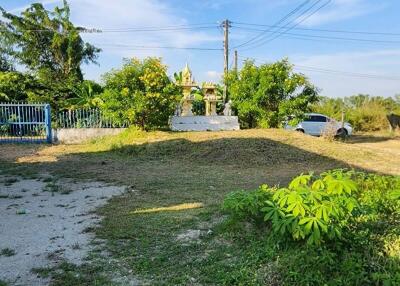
0 176 125 286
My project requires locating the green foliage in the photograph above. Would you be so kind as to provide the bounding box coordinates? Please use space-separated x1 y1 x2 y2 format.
67 80 103 109
312 94 400 131
191 88 206 115
99 57 180 130
223 169 400 246
0 71 47 102
226 59 319 128
222 185 273 223
0 1 100 109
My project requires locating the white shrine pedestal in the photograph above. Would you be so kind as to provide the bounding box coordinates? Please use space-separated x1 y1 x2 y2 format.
170 116 240 131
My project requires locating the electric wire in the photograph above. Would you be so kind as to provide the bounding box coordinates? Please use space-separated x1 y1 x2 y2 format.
237 56 400 81
231 26 400 44
233 0 312 49
232 22 400 37
238 0 332 51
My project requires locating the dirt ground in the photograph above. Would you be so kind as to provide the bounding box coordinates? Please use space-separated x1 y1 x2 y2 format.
0 176 125 286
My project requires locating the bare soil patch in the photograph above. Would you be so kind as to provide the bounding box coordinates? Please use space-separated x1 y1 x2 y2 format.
0 176 125 286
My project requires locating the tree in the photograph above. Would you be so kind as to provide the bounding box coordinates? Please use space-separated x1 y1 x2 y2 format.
0 71 47 102
0 1 100 108
226 59 319 128
100 58 181 130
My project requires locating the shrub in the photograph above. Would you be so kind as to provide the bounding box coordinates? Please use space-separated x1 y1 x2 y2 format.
222 185 273 224
223 169 400 245
99 58 181 130
320 120 339 141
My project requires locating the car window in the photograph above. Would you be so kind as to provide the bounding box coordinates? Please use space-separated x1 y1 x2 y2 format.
313 115 328 122
303 115 327 122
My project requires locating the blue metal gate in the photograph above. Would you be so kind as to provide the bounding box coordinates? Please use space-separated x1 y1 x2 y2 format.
0 103 52 143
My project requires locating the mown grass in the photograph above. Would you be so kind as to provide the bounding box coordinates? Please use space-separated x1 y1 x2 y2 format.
0 129 399 285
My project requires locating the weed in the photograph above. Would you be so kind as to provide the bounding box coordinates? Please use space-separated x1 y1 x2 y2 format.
71 243 81 250
42 177 54 183
0 248 16 257
3 178 18 186
9 195 23 199
43 182 72 195
31 267 52 278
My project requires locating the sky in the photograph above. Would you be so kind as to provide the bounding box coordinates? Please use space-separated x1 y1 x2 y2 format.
2 0 400 98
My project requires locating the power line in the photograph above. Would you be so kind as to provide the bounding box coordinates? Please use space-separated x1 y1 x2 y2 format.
98 25 219 33
231 26 400 44
233 0 312 49
0 23 220 33
237 56 400 81
93 43 223 51
232 22 400 37
239 0 332 51
295 65 400 80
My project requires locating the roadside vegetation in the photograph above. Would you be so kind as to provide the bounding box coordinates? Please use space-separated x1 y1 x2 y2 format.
312 94 400 132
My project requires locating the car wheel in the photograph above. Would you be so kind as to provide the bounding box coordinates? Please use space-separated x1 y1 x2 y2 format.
296 129 305 133
336 128 348 138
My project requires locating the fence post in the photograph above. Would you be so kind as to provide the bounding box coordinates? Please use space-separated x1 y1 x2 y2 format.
45 104 52 143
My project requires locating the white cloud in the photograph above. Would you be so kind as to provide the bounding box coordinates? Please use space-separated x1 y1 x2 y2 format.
291 49 400 97
299 0 384 26
8 0 221 57
69 0 219 48
205 70 222 81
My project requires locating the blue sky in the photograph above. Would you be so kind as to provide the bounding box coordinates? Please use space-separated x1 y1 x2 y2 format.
2 0 400 97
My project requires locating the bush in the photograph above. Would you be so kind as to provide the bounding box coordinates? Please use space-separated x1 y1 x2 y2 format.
99 58 181 130
223 169 400 245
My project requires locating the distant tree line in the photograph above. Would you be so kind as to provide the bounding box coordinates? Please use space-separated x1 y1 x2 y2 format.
311 94 400 131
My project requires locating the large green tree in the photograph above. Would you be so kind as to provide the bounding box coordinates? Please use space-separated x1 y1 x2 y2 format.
100 57 181 130
227 59 319 128
0 0 100 109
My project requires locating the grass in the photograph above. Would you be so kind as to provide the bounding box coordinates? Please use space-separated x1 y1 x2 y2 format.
0 128 399 285
42 182 72 195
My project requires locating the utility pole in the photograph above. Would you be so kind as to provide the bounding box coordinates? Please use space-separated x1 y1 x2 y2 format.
222 19 231 103
234 50 238 73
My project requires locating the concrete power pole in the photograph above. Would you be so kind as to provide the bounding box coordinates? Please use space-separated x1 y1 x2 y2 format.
222 19 231 103
234 50 238 73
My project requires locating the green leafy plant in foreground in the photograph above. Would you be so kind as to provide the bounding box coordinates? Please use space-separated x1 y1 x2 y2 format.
223 169 399 245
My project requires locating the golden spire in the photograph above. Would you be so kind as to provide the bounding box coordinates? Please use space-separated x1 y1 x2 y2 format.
182 63 192 83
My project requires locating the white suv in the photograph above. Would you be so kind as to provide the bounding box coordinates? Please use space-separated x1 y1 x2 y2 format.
285 113 353 136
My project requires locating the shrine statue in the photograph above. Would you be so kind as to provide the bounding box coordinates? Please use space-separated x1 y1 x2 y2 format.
223 100 232 116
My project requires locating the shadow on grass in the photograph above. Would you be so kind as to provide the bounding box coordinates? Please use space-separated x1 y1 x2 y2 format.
346 134 399 144
1 136 388 198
